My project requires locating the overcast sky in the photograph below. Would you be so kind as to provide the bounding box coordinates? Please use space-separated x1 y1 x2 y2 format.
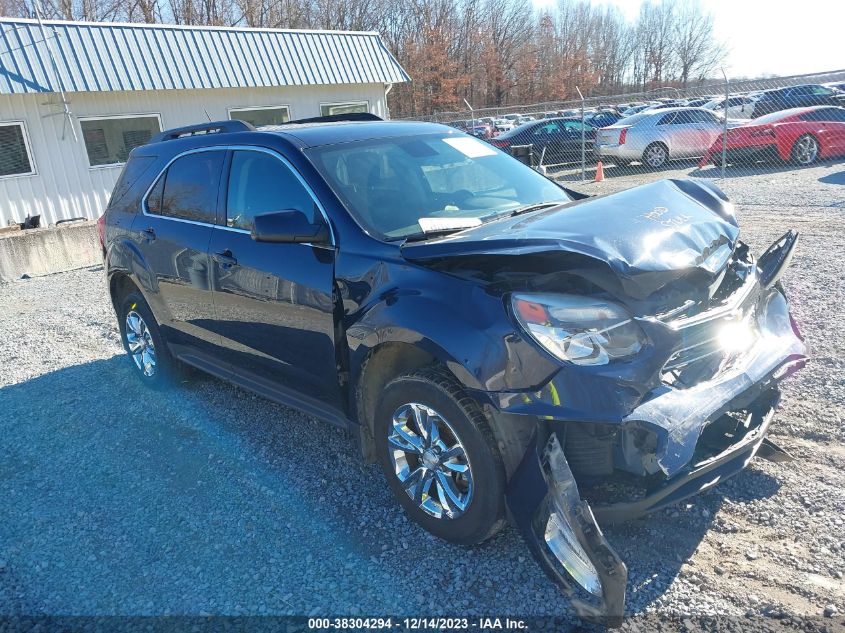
531 0 845 78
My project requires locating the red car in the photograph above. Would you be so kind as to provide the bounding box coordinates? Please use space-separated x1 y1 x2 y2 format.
700 106 845 167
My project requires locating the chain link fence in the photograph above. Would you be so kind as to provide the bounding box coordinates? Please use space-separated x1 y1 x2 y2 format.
404 69 845 182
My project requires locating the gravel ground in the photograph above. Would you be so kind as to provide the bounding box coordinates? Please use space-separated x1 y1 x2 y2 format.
1 160 844 631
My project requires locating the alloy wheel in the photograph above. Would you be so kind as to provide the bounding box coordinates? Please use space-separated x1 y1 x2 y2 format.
387 403 474 519
794 136 819 165
125 310 157 377
645 144 667 168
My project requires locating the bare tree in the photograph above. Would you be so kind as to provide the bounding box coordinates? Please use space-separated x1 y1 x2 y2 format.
0 0 735 115
673 0 726 88
636 0 676 89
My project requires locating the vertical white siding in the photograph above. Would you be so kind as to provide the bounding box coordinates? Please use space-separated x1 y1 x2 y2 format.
0 83 387 225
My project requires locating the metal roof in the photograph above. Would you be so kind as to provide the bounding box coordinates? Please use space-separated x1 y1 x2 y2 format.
0 18 410 95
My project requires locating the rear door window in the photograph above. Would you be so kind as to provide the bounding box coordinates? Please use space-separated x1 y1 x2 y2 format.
147 150 225 224
671 111 696 125
689 110 719 124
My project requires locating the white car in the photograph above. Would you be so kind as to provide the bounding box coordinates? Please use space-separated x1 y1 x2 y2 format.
493 118 515 132
594 107 745 168
703 96 756 119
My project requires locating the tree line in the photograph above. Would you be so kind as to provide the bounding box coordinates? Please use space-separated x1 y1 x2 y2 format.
2 0 728 117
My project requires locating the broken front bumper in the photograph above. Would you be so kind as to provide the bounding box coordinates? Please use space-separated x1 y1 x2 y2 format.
503 232 806 625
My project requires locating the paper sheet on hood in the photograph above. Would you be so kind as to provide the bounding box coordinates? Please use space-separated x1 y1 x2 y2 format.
418 217 482 233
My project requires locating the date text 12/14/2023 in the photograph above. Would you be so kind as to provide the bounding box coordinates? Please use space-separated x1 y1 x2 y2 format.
307 618 529 630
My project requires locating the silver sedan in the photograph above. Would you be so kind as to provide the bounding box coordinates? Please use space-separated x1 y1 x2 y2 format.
594 107 738 168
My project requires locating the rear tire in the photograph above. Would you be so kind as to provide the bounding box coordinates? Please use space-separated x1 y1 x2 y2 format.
790 134 819 166
643 142 669 169
118 291 176 389
374 366 506 546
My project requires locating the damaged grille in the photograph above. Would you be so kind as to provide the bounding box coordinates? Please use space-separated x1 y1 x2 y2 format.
658 250 759 389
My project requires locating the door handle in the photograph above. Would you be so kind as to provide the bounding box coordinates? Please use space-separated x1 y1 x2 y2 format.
140 227 156 242
213 250 238 268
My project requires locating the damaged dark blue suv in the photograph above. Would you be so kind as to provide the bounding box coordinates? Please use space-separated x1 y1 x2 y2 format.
100 115 806 624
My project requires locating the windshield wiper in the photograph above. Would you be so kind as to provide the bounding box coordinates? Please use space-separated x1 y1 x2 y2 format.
506 201 562 217
401 228 465 243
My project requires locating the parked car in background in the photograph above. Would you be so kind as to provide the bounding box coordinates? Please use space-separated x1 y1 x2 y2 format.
469 122 495 139
703 96 756 119
490 117 596 165
620 103 657 117
700 106 845 167
595 107 737 168
493 118 515 133
823 81 845 93
448 120 472 132
585 110 622 129
685 97 711 108
751 84 845 117
643 102 687 112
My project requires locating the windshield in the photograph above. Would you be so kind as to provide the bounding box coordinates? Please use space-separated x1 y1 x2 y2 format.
306 133 570 240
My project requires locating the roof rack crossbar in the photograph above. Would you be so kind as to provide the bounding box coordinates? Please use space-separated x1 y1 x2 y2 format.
285 112 383 125
150 120 255 143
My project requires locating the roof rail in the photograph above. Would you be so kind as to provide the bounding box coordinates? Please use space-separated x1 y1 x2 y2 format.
286 112 383 125
150 120 255 143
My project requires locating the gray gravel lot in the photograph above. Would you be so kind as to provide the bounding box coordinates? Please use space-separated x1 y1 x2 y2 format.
1 160 844 631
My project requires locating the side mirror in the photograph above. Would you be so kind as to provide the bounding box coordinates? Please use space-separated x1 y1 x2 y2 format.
251 209 330 244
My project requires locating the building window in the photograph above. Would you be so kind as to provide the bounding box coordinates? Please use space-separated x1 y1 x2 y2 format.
0 122 35 177
320 101 369 117
79 115 162 167
229 106 291 128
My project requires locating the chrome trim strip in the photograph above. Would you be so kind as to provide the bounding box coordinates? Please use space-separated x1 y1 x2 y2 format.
139 144 336 246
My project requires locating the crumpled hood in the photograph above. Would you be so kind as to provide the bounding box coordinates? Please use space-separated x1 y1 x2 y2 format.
401 179 740 301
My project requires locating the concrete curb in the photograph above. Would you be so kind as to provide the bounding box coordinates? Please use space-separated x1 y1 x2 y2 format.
0 222 101 284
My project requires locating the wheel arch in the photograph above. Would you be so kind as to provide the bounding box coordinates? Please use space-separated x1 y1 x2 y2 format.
108 270 141 312
105 236 166 322
352 339 472 463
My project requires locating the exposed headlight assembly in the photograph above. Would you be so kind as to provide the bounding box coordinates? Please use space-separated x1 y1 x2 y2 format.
512 293 646 365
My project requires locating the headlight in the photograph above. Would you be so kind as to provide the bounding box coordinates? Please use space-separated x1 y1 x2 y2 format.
511 293 646 365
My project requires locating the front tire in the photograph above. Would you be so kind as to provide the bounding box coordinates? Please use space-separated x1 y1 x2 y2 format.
643 142 669 169
118 291 175 389
374 366 506 545
791 134 819 166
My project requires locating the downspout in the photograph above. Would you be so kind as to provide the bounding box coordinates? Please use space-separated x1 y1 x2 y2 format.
384 83 393 120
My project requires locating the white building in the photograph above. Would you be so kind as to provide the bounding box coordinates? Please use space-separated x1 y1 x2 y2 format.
0 19 409 225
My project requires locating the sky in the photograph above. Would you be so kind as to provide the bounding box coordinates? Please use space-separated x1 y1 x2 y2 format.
531 0 845 79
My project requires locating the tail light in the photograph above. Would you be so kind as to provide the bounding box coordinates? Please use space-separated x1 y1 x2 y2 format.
96 214 106 257
618 128 628 145
491 139 511 149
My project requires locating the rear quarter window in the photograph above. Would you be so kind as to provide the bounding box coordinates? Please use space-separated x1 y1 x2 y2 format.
107 155 156 212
